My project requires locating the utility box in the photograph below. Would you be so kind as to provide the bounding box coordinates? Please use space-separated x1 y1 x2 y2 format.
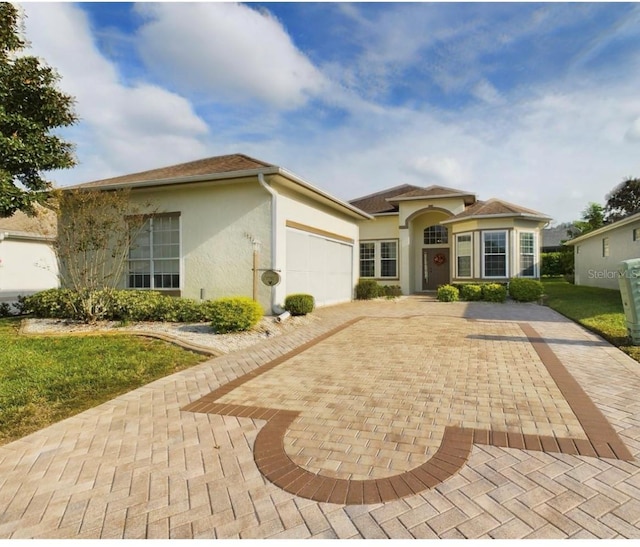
618 258 640 345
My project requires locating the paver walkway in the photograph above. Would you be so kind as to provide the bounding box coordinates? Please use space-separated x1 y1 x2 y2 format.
1 296 640 538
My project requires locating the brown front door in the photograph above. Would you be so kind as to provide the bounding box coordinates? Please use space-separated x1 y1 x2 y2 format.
422 248 450 290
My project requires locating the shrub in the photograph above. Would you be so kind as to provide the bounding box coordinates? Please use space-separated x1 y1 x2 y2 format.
0 302 12 317
381 285 402 298
208 297 263 333
509 278 544 302
481 283 507 303
284 294 315 316
23 288 79 319
437 284 459 302
356 279 381 300
541 252 563 277
460 284 483 301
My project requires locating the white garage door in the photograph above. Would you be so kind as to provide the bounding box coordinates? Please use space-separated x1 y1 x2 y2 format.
286 228 353 306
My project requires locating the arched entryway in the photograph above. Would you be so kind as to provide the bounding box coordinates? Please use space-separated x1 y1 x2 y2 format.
409 210 451 292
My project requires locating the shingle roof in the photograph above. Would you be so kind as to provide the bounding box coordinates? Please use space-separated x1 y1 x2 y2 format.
349 184 476 214
349 184 422 214
446 198 550 221
0 208 57 237
73 154 274 189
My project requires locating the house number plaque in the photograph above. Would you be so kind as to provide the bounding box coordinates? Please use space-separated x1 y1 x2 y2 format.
261 270 281 287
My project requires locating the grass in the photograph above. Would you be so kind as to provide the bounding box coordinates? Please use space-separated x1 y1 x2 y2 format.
0 317 207 445
542 277 640 362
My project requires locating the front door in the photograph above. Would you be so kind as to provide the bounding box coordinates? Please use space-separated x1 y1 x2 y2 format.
422 248 450 290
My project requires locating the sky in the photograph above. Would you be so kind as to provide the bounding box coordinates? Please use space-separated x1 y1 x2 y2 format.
18 2 640 224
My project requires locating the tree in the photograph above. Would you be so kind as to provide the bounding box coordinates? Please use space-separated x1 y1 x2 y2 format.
604 177 640 223
53 188 153 322
573 202 604 235
0 3 77 217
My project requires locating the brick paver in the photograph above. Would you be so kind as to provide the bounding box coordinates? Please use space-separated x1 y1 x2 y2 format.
0 296 639 538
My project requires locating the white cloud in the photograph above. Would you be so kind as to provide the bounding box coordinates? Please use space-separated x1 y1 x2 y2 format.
134 3 326 109
22 3 209 183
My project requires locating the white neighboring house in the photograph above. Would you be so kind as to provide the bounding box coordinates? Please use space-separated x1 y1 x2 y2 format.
565 212 640 290
0 210 59 311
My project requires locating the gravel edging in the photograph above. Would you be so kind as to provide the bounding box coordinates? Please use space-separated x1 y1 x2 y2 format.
20 314 321 355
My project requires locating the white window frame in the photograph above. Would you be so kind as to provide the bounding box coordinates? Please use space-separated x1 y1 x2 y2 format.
359 242 376 278
359 239 399 279
482 230 509 279
455 233 473 278
128 213 182 290
633 228 640 242
518 231 536 278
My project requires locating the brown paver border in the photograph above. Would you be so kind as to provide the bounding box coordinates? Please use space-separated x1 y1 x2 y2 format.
182 317 633 505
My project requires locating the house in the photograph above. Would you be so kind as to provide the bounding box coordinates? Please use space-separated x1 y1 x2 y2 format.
66 154 371 313
349 185 551 293
565 212 640 290
542 224 580 253
0 209 59 309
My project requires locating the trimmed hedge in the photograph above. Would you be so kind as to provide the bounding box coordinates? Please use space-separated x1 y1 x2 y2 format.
460 284 483 301
509 278 544 302
355 279 381 300
208 297 263 333
437 284 459 302
284 294 315 316
481 283 507 303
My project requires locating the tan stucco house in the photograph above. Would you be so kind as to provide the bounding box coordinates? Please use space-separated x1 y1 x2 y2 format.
0 209 59 309
68 154 371 313
566 212 640 290
349 184 551 294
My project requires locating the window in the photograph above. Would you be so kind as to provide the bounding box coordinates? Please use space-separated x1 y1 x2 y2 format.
456 234 472 278
634 228 640 241
602 237 610 257
359 242 375 278
380 241 397 277
424 225 448 245
519 232 535 277
359 240 398 278
128 214 180 289
483 231 507 278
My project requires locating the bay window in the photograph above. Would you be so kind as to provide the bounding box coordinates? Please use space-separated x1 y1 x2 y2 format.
483 231 507 278
456 233 472 278
519 232 536 277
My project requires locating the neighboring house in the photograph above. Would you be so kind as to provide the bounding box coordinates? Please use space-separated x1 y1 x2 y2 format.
0 209 59 308
542 224 579 253
349 185 551 294
565 212 640 290
67 154 371 313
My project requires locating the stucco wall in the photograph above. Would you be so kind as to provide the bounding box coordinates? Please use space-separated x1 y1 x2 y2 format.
129 179 273 311
0 237 59 302
573 220 640 290
358 215 399 241
271 178 361 307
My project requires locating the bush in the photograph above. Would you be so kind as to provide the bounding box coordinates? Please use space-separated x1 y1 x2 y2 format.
356 279 381 300
381 285 402 298
23 288 79 319
481 283 507 303
437 284 459 302
284 294 315 316
0 302 12 317
460 284 483 301
208 297 263 333
509 278 544 302
541 252 563 277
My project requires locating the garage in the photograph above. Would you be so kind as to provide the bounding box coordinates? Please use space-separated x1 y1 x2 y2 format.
285 227 354 306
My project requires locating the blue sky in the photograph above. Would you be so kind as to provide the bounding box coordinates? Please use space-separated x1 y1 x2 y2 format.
20 2 640 224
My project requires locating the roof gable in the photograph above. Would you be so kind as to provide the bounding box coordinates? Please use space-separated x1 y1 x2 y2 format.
73 154 274 189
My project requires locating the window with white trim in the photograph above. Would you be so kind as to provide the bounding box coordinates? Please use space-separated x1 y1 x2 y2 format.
359 240 398 278
128 214 180 289
519 232 536 277
456 233 472 278
483 231 508 278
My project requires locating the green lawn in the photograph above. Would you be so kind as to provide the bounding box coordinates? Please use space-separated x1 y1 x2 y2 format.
542 278 640 362
0 317 207 445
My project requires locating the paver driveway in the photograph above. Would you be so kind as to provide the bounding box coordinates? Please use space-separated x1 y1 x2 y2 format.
1 296 640 538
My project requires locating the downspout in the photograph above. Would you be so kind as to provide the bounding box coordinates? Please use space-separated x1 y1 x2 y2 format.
258 173 285 314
